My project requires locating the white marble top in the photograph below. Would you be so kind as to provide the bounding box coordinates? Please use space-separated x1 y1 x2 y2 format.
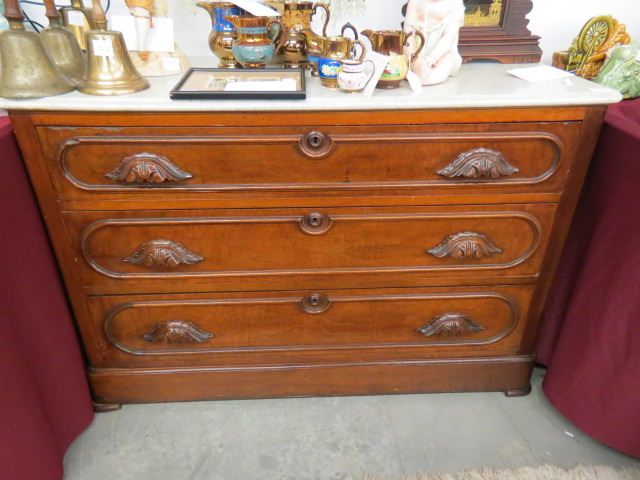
0 62 622 113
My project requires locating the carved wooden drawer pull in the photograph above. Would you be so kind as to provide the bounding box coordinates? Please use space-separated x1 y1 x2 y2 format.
299 293 331 314
299 212 333 235
105 152 193 184
143 320 214 344
427 231 503 260
123 239 204 269
298 131 334 158
438 148 520 179
417 313 486 338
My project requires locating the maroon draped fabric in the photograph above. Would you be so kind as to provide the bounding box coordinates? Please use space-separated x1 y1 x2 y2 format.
0 117 94 479
537 98 640 458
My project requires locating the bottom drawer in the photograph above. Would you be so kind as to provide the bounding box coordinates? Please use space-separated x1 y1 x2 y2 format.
85 285 534 368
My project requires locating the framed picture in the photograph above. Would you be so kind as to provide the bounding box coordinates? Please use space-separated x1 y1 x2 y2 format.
170 68 306 100
402 0 542 63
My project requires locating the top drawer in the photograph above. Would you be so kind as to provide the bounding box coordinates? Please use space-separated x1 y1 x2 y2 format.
37 122 581 206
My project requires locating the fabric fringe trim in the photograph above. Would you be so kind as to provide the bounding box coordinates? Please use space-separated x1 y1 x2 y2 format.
358 465 640 480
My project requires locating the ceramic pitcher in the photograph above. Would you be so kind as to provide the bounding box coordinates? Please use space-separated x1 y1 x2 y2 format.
280 1 327 68
318 32 366 88
225 15 285 68
197 2 246 68
338 59 375 93
298 3 333 75
361 29 425 89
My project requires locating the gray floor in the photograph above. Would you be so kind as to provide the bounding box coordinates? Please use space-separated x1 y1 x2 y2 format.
63 369 640 480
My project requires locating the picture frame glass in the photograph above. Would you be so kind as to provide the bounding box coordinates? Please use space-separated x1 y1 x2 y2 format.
178 70 304 93
463 0 504 28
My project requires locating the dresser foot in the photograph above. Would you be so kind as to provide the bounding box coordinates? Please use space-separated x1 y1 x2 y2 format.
92 401 122 413
504 384 532 397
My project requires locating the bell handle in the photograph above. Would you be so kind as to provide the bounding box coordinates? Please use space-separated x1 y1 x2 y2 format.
340 22 358 40
268 19 286 53
3 0 24 24
91 0 108 30
43 0 62 24
350 39 367 62
312 3 330 37
405 29 426 64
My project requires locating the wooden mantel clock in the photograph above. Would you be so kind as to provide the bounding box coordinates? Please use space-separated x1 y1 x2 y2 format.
402 0 542 63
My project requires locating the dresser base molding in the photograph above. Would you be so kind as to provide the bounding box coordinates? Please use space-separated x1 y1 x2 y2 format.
89 355 534 404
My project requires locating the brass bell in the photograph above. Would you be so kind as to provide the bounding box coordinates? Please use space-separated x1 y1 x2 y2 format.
60 0 96 50
78 0 149 95
41 0 86 85
0 0 75 99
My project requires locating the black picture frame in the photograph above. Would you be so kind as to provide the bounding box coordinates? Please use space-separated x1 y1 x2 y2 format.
170 68 307 100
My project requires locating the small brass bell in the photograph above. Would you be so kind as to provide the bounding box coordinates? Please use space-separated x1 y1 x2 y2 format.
0 0 75 99
78 0 149 95
60 0 96 50
41 0 86 85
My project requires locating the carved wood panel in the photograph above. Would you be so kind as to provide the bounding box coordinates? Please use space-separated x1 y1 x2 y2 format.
123 240 204 269
427 231 503 259
105 153 192 184
100 287 526 358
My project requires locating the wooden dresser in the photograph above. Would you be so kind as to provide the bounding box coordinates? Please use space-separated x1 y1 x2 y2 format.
4 65 620 409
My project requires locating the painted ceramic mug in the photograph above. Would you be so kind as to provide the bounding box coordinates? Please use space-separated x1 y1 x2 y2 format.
338 59 375 93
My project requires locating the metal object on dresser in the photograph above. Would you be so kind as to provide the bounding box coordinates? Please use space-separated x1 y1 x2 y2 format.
60 0 96 50
196 1 245 68
224 15 285 68
79 0 149 95
40 0 86 85
0 0 74 99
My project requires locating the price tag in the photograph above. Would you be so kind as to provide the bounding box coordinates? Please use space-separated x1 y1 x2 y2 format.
92 38 114 57
66 10 88 27
160 56 181 73
406 71 423 94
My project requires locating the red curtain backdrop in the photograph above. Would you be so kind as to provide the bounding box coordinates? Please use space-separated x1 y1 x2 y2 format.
536 98 640 459
0 117 94 480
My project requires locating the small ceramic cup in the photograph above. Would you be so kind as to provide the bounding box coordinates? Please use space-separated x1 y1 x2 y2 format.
338 59 375 93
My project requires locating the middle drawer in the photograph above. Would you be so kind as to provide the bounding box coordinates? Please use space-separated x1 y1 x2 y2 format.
65 204 555 295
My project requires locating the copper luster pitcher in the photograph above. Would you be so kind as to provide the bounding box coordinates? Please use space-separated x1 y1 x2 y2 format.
361 29 424 89
225 15 285 68
197 1 246 68
280 1 326 69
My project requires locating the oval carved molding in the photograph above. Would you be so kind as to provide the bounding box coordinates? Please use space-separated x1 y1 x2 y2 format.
105 153 193 184
417 312 486 338
123 239 204 269
427 231 503 260
102 290 521 356
80 211 543 280
438 148 520 179
58 131 563 192
142 320 214 344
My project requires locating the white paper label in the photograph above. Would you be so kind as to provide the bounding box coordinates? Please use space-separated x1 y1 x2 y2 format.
110 15 175 53
160 56 181 73
225 79 297 92
229 0 280 17
92 38 114 57
508 66 573 83
145 18 175 53
363 51 391 97
66 10 88 27
406 71 423 94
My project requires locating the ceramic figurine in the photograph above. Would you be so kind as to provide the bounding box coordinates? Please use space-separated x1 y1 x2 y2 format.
596 44 640 99
403 0 464 86
125 0 189 76
338 59 375 93
553 16 631 80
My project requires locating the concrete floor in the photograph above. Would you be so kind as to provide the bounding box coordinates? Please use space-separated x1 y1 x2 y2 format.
63 369 640 480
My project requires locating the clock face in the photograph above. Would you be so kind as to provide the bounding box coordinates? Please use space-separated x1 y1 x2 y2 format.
463 0 504 27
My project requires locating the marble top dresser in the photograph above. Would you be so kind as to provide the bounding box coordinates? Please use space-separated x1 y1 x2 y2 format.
1 64 621 408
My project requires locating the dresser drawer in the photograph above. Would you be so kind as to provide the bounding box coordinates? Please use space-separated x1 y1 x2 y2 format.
65 204 555 294
84 285 533 368
39 122 580 205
